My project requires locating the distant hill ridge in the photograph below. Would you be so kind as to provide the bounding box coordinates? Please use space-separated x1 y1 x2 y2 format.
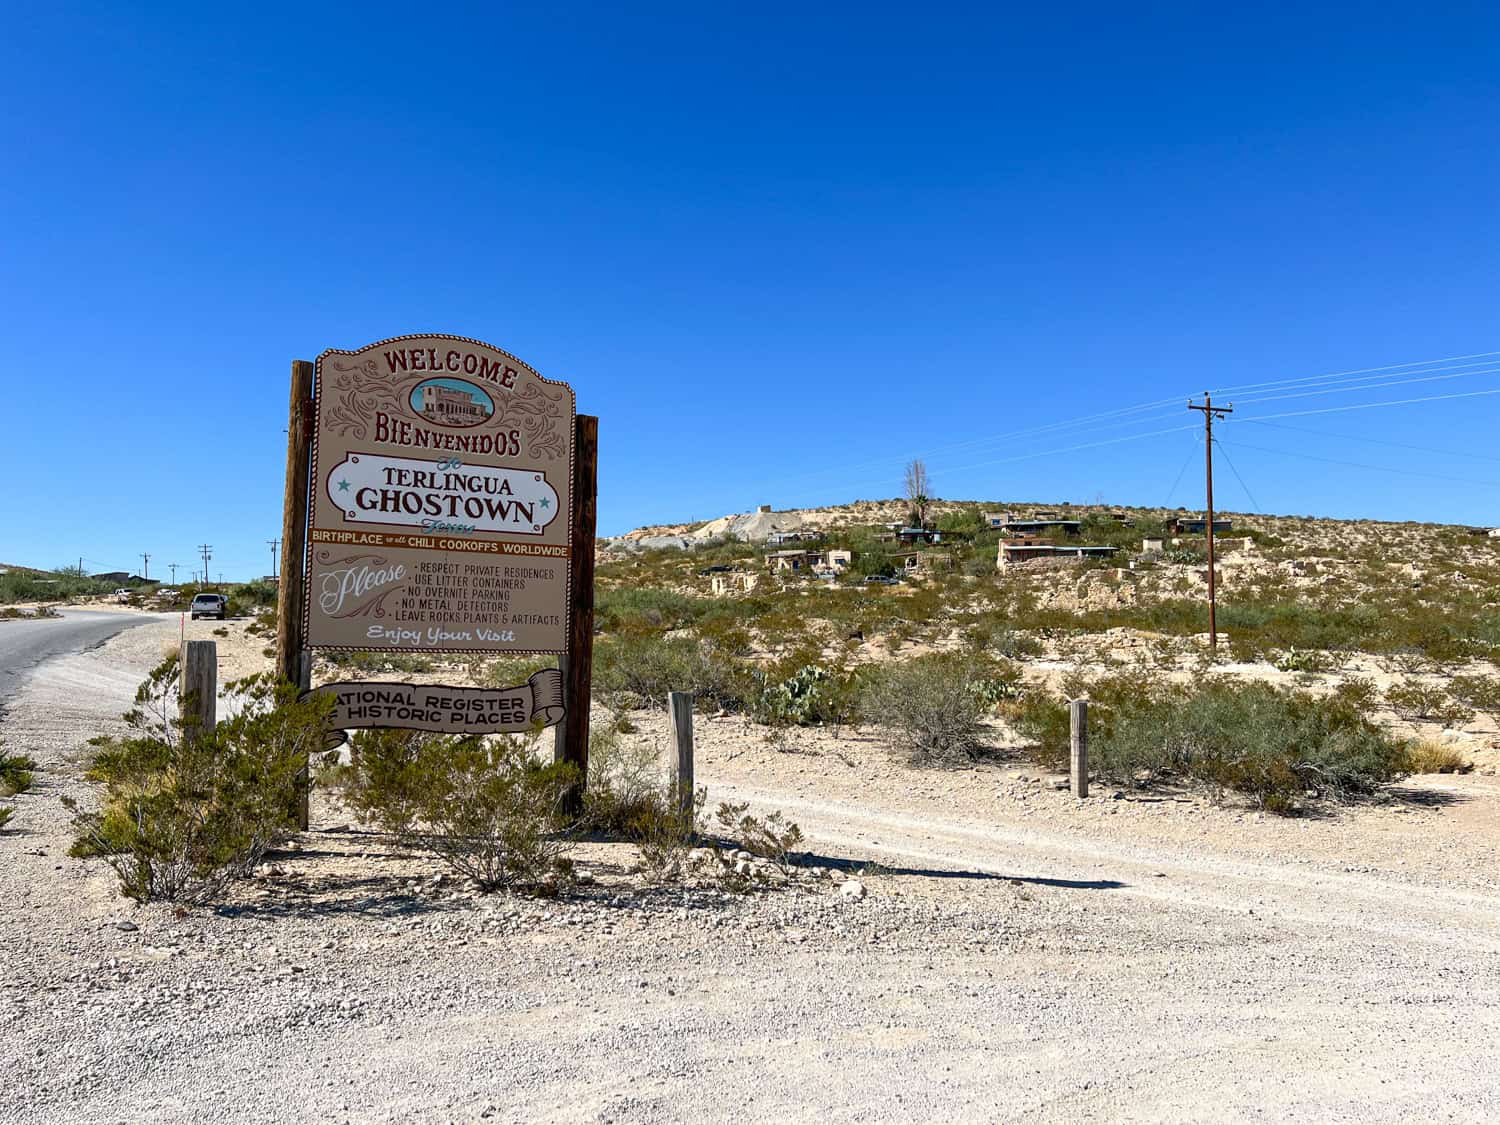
606 497 1495 553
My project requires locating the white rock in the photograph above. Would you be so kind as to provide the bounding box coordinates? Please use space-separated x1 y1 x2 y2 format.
839 880 866 900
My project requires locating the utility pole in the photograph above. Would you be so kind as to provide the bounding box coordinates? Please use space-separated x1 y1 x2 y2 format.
78 556 84 576
1187 393 1233 650
198 544 213 585
267 539 280 578
168 562 180 585
141 553 150 581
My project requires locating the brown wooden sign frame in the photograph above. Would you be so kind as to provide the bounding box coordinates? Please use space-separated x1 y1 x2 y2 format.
275 341 597 818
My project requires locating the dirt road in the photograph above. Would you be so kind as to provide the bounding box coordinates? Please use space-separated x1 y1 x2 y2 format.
2 619 1498 1124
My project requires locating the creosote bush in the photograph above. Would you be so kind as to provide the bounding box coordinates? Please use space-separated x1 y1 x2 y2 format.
68 658 334 903
1447 674 1500 714
1009 674 1409 813
861 652 989 762
593 633 752 711
340 728 578 894
1383 682 1474 726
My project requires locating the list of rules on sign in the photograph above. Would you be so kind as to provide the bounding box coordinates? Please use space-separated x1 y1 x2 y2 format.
303 334 575 654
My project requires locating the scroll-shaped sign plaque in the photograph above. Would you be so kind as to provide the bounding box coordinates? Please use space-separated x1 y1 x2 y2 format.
306 669 565 737
305 334 575 655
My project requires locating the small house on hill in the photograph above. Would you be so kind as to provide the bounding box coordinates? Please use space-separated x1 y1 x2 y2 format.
712 572 760 595
999 518 1081 537
914 551 954 574
1171 517 1232 534
766 549 812 572
997 538 1120 569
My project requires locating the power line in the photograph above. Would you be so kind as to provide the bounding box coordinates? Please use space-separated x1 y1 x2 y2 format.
702 350 1500 506
1228 362 1500 409
1162 440 1198 507
1211 437 1260 512
771 352 1500 499
1204 350 1500 400
1216 439 1500 489
1229 385 1500 425
1241 418 1500 464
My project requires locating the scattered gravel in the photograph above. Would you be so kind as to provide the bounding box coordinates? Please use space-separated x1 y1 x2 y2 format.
2 618 1499 1123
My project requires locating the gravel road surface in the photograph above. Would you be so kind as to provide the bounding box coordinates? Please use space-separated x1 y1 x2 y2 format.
0 609 165 704
2 619 1498 1125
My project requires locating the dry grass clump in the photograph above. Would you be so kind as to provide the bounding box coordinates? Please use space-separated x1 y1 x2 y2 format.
1403 738 1471 775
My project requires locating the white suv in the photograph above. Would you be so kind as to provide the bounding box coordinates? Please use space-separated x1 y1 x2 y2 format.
190 594 228 620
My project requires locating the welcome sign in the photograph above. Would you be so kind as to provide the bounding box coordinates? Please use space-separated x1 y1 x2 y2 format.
304 335 575 654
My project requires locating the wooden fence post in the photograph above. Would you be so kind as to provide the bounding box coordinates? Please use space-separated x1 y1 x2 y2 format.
669 691 695 825
180 640 217 745
1069 698 1089 798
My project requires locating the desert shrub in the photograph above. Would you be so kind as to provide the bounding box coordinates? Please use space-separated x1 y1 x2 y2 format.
593 633 752 711
68 660 333 903
1449 674 1500 713
753 663 864 729
1404 738 1471 774
713 801 804 876
971 659 1025 710
0 807 12 830
324 650 437 675
478 654 557 689
0 567 117 604
582 721 668 835
1384 682 1475 726
1330 676 1379 711
862 653 989 762
0 748 36 796
341 728 578 893
596 588 708 634
245 607 277 637
1274 647 1333 673
628 787 705 883
1010 675 1409 812
231 580 278 607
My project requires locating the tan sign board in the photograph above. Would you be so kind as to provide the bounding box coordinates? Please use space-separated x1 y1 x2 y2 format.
304 335 575 654
307 670 565 736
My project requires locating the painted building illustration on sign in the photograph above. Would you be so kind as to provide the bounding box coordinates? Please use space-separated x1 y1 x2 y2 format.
304 335 576 655
411 377 495 427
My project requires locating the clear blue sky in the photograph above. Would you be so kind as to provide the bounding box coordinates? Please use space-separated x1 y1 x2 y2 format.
2 4 1497 579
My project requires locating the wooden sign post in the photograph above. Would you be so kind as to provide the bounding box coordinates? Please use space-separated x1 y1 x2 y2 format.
277 336 593 828
276 360 313 690
558 414 597 813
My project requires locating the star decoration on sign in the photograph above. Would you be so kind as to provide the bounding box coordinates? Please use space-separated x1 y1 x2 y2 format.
539 498 551 509
337 479 351 492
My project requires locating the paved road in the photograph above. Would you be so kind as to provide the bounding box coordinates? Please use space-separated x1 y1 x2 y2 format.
0 609 163 705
